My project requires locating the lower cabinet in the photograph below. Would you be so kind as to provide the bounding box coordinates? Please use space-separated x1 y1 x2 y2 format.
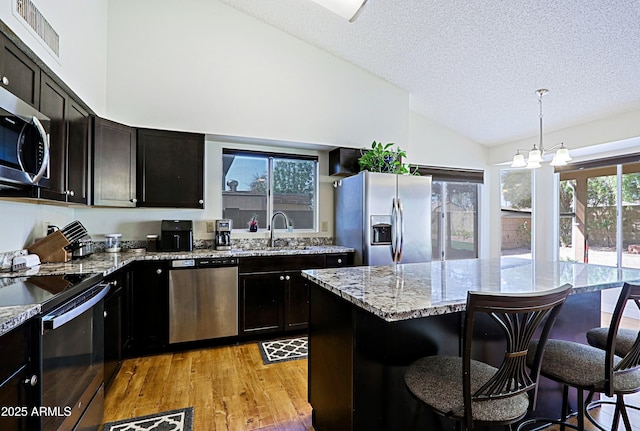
127 261 169 357
0 322 36 431
238 253 353 336
104 269 130 391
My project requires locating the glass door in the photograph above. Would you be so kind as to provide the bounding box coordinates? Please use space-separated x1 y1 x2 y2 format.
432 181 479 261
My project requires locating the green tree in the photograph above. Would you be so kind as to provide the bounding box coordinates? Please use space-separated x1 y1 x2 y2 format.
249 172 268 193
272 160 314 194
587 176 616 247
501 170 531 209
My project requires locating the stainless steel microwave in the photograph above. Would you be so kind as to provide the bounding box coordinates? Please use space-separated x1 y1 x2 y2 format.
0 86 50 190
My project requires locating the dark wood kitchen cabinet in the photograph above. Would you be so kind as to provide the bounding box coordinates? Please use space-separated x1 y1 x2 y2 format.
136 128 204 208
37 74 69 201
0 321 36 431
238 255 328 336
104 269 131 391
65 100 91 204
127 261 169 356
0 31 40 108
93 117 137 207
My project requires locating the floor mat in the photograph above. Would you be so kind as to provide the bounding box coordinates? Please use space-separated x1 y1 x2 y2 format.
258 336 308 364
102 407 193 431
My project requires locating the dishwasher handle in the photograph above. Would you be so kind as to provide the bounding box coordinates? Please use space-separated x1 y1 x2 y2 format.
42 282 111 332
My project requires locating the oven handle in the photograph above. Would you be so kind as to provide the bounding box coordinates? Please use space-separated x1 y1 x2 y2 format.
42 283 110 332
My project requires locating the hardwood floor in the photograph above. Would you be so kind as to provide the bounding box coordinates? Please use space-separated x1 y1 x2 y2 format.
102 342 312 430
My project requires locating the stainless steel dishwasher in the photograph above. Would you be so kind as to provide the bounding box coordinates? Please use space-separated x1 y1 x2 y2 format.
168 257 238 344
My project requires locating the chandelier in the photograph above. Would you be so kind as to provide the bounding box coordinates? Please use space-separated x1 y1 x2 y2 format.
511 89 572 168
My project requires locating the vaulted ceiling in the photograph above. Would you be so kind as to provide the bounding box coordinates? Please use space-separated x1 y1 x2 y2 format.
220 0 640 147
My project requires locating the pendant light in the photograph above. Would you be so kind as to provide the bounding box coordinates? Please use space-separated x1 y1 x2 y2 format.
310 0 369 22
511 89 572 169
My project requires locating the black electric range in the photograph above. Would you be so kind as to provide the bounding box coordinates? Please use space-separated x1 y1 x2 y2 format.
0 272 104 313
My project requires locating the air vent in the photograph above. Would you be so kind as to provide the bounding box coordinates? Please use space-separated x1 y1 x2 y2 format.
14 0 59 57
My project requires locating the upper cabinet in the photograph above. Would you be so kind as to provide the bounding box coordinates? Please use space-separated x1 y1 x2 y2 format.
137 129 204 208
0 32 40 108
38 76 91 204
93 117 136 207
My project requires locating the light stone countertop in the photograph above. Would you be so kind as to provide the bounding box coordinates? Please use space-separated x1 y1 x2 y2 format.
0 246 354 336
301 257 640 322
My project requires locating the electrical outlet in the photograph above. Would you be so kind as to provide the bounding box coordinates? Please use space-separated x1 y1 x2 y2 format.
321 220 329 232
206 221 215 233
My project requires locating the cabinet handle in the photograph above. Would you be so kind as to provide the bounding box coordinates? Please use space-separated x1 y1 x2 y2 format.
337 258 342 264
104 310 108 318
1 76 8 86
198 199 204 205
24 375 38 386
156 269 163 275
65 190 75 197
285 275 290 281
130 198 138 203
112 280 118 287
280 275 285 281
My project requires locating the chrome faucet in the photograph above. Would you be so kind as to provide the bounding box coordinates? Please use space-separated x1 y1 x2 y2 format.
269 211 289 247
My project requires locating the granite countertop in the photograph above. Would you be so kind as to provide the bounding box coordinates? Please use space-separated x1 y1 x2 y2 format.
0 245 353 336
301 257 640 322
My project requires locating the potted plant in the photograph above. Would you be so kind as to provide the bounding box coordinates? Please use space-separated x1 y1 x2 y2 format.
358 141 414 174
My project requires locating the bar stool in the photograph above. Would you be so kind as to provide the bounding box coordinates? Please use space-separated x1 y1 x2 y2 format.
404 285 571 431
587 327 639 357
521 283 640 431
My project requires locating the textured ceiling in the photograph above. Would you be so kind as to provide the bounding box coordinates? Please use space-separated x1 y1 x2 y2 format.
219 0 640 147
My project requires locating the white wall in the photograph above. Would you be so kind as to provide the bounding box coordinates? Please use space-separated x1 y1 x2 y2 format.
0 0 108 113
105 0 409 147
1 0 491 253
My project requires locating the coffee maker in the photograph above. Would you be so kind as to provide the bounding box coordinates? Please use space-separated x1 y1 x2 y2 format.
215 219 232 250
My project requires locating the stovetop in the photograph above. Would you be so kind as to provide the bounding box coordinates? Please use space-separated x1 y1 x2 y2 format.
0 272 104 312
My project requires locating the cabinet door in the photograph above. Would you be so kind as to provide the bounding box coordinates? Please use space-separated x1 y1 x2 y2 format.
93 117 136 207
239 273 282 335
38 74 68 201
104 285 122 390
0 323 34 431
284 272 310 331
0 32 40 108
137 129 204 208
129 262 169 355
66 101 91 204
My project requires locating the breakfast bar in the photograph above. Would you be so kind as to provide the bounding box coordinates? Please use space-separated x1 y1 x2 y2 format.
302 258 640 431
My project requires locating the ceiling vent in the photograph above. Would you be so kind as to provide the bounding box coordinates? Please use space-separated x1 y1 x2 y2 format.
14 0 59 57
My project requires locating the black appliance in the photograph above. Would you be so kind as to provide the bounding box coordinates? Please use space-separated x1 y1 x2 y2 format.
160 220 193 251
0 86 51 190
0 273 107 431
214 219 232 251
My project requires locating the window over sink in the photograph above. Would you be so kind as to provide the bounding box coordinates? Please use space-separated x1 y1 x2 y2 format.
222 149 318 232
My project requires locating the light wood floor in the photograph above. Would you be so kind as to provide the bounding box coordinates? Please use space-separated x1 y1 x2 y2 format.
102 342 312 430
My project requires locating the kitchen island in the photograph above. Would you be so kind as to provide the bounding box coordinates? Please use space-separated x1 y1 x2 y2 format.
301 258 640 431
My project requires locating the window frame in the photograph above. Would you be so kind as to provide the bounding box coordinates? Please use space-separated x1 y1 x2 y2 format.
222 149 319 233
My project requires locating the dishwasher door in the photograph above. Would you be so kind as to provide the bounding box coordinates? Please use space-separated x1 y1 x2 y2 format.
169 266 238 344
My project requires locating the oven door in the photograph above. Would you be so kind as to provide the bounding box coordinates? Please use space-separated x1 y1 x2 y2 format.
39 283 110 431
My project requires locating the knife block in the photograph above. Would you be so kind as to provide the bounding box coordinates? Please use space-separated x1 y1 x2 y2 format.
27 230 72 263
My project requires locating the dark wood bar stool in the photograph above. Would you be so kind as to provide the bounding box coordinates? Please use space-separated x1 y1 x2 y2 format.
522 282 640 431
404 284 571 431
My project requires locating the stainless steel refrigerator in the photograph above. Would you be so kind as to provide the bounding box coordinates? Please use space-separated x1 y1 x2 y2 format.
334 171 432 265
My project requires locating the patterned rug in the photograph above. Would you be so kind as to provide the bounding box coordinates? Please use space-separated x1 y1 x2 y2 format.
258 336 308 364
102 407 193 431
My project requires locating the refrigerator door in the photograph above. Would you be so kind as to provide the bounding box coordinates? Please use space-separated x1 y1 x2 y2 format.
396 174 432 263
335 173 366 265
364 172 397 265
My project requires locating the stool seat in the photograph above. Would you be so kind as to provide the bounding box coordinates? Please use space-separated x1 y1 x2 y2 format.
528 339 640 393
586 327 638 357
405 356 529 423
